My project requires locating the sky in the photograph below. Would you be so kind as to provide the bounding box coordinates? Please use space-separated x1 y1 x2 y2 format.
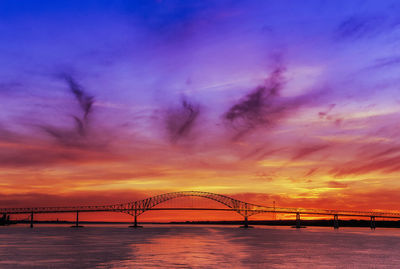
2 0 400 221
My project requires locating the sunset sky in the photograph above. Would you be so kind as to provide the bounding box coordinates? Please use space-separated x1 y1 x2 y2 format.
2 0 400 221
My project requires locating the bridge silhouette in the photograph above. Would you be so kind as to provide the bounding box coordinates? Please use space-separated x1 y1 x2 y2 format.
1 191 400 229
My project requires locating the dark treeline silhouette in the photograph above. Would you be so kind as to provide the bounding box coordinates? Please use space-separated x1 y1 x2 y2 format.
12 219 400 228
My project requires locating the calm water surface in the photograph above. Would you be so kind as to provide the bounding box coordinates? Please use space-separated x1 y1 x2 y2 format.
1 224 400 268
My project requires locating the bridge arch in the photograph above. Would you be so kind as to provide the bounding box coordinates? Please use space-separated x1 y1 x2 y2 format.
120 191 265 218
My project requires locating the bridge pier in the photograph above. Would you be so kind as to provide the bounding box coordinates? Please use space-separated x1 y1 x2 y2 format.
1 213 10 225
239 207 253 228
370 216 376 230
295 212 301 228
129 208 142 228
71 211 83 228
239 216 253 228
30 212 33 228
333 214 339 229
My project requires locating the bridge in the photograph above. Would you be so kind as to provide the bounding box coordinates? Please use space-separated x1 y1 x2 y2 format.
1 191 400 229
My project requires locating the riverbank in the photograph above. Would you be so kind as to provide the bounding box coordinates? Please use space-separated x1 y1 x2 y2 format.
11 219 400 228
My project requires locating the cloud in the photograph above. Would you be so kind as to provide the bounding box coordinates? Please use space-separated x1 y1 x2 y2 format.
65 75 94 121
332 155 400 177
327 181 348 189
229 192 272 205
0 146 72 167
223 66 325 140
223 67 285 139
370 56 400 69
318 104 342 126
292 144 331 160
164 96 201 143
0 141 115 168
40 75 100 148
0 125 22 143
230 188 400 212
334 15 385 40
304 168 318 177
0 190 150 208
330 143 400 176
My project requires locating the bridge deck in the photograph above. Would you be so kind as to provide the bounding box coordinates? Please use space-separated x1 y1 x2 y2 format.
1 207 400 219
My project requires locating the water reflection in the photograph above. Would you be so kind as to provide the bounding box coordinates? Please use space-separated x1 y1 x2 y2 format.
113 227 249 268
1 225 400 268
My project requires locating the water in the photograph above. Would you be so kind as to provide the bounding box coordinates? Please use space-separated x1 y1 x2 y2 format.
1 225 400 268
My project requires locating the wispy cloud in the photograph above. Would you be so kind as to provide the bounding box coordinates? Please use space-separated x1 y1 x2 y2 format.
334 15 386 40
164 96 201 143
40 75 102 149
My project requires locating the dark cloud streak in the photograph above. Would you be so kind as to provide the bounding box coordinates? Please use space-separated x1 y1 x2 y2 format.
223 67 285 139
331 144 400 176
65 75 94 121
41 75 95 148
223 66 324 140
165 96 200 143
370 56 400 69
292 144 330 160
334 15 385 40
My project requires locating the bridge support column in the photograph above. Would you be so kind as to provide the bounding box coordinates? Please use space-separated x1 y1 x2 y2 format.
239 207 253 228
333 214 339 229
71 211 83 228
30 212 33 228
239 215 251 228
295 212 301 228
129 203 142 228
134 213 138 227
370 216 376 230
243 216 249 228
1 213 10 225
130 212 142 228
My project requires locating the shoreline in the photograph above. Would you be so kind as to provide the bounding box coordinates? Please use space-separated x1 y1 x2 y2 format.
7 219 400 228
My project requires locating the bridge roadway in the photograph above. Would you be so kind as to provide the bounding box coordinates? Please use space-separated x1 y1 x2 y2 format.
1 191 399 229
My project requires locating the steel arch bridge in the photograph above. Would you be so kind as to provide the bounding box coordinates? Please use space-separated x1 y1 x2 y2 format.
1 191 400 229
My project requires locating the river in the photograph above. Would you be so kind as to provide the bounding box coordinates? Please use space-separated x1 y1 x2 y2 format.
1 225 400 268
